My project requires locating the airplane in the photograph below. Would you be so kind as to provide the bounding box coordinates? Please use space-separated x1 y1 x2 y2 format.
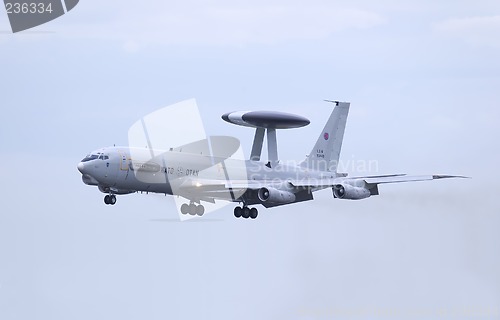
77 101 465 219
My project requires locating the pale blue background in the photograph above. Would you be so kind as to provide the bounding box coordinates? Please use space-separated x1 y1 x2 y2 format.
0 1 498 319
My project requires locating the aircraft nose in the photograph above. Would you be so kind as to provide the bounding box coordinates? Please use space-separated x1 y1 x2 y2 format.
77 162 85 174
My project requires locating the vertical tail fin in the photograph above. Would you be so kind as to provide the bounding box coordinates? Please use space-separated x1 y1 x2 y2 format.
301 101 350 172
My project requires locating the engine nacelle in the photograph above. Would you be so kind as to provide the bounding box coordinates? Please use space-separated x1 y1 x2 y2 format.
333 184 371 200
258 187 296 204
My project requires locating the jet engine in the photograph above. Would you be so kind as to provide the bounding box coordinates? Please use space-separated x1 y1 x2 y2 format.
332 184 371 200
258 187 296 204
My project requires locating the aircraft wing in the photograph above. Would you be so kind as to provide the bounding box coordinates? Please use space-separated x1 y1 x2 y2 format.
363 174 469 184
174 178 265 203
175 177 314 207
177 178 265 190
289 174 468 188
178 174 467 192
173 174 467 204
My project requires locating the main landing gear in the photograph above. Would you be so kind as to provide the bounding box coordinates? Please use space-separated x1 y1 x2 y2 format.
234 206 258 219
104 194 116 205
180 203 205 216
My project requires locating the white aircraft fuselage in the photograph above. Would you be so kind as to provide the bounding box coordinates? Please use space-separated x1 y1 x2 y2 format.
77 146 331 200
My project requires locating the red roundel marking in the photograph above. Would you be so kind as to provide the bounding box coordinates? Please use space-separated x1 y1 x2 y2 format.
324 132 329 140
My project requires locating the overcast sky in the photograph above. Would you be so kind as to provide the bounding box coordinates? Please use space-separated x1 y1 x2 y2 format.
0 1 499 319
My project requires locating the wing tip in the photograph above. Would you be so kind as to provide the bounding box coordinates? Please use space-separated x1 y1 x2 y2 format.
432 174 471 179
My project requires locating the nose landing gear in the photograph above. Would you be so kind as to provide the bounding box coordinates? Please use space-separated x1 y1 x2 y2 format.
104 194 116 205
180 203 205 216
234 206 258 219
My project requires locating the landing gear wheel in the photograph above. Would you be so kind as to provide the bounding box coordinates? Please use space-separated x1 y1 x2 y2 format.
104 195 110 205
188 203 197 215
109 195 116 205
181 203 189 215
196 205 205 216
242 207 250 219
249 208 258 219
234 207 242 218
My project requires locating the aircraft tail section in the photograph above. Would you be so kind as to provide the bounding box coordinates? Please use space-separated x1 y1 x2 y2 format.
301 101 350 172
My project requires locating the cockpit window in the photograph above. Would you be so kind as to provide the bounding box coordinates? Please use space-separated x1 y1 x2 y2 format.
81 154 98 162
